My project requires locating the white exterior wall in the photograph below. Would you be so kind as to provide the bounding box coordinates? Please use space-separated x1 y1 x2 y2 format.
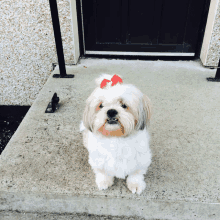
0 0 78 105
200 0 220 67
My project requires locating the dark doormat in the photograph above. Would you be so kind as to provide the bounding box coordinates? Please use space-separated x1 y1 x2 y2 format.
0 106 30 155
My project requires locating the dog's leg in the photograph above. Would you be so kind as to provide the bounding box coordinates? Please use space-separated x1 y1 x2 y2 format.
126 169 147 195
93 168 114 190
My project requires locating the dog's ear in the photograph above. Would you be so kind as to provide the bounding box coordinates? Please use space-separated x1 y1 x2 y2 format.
138 94 152 130
143 94 152 122
83 100 93 132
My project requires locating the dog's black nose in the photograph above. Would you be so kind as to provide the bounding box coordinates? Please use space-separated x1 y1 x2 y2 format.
107 109 118 118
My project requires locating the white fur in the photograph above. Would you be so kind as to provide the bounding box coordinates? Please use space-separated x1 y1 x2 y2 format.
80 121 86 132
87 127 151 179
80 74 152 195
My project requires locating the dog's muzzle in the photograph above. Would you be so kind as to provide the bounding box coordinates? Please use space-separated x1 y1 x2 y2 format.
107 118 118 124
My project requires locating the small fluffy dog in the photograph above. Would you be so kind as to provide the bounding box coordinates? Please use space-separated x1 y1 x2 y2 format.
80 74 152 195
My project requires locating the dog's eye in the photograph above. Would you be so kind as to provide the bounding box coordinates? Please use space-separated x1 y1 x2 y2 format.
99 103 103 108
121 104 127 109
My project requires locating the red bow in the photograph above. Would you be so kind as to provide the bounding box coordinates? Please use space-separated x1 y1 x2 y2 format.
100 75 123 89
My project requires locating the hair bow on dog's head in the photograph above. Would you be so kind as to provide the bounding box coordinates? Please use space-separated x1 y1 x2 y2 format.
100 75 123 89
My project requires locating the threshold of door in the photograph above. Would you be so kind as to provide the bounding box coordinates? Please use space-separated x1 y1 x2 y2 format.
85 51 195 56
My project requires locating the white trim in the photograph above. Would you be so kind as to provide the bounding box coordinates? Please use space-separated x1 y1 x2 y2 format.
200 0 220 66
85 51 195 56
70 0 80 64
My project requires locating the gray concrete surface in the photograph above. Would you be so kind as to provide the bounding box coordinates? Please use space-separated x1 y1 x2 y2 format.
0 58 220 220
0 210 142 220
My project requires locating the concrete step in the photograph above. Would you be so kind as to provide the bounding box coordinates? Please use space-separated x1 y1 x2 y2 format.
1 58 220 220
0 210 136 220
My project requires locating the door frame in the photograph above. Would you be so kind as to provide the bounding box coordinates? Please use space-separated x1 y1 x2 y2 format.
74 0 211 59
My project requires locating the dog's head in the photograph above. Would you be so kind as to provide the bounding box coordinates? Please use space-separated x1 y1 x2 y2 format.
83 74 152 137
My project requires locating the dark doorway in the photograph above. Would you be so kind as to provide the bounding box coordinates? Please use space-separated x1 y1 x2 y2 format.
81 0 206 56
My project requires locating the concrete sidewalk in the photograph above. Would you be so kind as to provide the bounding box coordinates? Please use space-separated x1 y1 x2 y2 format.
0 58 220 220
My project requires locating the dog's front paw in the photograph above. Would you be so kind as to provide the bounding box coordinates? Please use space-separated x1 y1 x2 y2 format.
126 174 146 195
95 173 114 190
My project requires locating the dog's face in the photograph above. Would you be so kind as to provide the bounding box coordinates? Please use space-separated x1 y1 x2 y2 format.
83 75 151 137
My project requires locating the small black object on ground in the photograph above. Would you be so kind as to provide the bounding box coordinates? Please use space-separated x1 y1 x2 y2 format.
45 93 60 113
0 106 30 155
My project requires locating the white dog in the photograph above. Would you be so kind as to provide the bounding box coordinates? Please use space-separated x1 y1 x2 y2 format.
80 74 152 195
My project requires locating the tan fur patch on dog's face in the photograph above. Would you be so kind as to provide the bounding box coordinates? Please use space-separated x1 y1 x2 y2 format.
98 123 125 137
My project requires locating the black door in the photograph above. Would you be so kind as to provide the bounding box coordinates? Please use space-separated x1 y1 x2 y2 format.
82 0 206 56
